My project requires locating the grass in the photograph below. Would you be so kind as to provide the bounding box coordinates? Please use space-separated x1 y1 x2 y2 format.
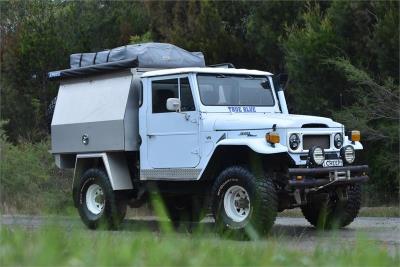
0 225 397 267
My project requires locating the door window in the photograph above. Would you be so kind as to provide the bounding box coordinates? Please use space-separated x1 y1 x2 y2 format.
151 77 195 113
152 79 178 113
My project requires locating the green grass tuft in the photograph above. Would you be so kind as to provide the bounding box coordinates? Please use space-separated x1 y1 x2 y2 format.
0 227 397 266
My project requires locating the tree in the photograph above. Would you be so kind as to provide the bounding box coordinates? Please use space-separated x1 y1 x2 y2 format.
329 58 399 203
283 4 343 115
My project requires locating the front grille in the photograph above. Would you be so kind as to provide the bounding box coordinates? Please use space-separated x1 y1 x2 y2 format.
300 153 338 160
303 135 330 150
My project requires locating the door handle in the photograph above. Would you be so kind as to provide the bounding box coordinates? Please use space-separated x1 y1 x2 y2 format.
182 113 198 123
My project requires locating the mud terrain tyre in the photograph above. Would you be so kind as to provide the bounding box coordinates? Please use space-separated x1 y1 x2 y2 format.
211 166 277 239
76 168 127 230
301 184 362 229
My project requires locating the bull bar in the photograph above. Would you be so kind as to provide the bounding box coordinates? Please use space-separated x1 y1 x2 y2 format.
287 165 369 189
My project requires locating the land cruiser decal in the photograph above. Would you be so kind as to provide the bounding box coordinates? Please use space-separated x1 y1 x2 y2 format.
228 106 256 113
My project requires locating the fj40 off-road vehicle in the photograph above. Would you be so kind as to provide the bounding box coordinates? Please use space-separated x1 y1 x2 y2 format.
48 43 368 236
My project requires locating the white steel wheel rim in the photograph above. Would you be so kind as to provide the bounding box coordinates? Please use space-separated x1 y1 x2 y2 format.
223 185 251 222
86 183 105 215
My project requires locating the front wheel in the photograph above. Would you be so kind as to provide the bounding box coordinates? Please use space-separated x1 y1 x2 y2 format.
211 166 277 239
76 168 127 230
301 184 362 229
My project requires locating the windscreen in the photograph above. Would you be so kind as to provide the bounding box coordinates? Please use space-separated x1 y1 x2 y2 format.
197 74 275 106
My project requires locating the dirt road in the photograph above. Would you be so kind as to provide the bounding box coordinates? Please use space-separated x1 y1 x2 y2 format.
2 215 399 254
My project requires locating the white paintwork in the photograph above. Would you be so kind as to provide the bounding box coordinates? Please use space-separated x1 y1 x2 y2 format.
277 90 289 114
53 66 366 183
142 67 272 78
138 69 364 180
217 138 288 154
213 113 341 130
144 74 200 169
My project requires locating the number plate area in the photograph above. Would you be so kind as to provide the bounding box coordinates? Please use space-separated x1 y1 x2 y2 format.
329 170 351 181
323 159 343 167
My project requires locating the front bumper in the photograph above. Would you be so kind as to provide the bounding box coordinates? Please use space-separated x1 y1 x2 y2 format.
287 165 369 189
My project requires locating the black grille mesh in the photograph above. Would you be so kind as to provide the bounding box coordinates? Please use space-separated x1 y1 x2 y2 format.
303 135 330 149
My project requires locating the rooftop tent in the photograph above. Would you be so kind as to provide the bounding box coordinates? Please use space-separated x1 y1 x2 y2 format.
70 42 205 69
49 43 205 80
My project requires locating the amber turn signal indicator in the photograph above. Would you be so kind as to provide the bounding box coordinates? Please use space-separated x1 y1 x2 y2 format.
266 132 280 144
351 130 361 142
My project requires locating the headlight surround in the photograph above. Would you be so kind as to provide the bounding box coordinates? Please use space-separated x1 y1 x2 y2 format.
341 145 355 164
334 133 343 148
309 146 325 166
289 133 300 150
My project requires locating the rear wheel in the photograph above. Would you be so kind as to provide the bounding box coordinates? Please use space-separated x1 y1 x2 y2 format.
301 184 362 229
76 168 127 230
211 166 277 239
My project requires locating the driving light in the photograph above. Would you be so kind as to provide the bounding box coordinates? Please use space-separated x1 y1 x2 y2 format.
341 145 355 164
266 132 280 144
334 133 343 148
309 146 325 166
350 130 361 142
289 133 300 150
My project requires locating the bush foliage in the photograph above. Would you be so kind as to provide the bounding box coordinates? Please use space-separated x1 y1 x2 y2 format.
0 122 73 213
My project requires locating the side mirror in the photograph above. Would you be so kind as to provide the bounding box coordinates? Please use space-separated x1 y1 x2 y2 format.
166 98 181 112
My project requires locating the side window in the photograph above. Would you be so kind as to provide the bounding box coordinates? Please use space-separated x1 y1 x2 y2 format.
180 77 195 111
152 79 178 113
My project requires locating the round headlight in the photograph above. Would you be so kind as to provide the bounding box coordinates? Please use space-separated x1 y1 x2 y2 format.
309 146 325 166
289 133 300 150
341 145 355 164
334 133 343 148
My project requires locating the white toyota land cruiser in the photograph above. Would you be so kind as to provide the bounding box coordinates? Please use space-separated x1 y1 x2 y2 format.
48 43 368 237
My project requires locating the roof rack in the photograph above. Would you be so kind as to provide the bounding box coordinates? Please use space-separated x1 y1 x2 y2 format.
208 63 235 69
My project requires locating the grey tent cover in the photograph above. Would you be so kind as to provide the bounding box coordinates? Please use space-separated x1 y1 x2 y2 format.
70 43 205 69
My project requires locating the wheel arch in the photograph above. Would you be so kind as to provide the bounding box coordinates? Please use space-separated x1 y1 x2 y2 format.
199 144 294 182
73 153 133 205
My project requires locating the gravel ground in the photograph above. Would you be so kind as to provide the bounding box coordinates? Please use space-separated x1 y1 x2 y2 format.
1 215 399 255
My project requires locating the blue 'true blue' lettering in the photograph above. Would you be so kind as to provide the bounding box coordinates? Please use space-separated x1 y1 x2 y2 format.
228 106 256 113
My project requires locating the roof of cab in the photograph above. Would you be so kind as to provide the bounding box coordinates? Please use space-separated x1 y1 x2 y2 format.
141 67 273 78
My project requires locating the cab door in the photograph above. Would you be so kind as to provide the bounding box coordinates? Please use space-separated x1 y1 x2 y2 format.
147 76 200 168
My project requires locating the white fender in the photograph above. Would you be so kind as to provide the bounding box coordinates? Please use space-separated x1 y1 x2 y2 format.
216 138 288 154
73 152 133 190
